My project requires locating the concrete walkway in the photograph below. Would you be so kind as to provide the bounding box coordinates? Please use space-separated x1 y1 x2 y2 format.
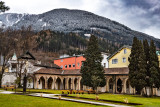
29 93 132 107
0 90 132 107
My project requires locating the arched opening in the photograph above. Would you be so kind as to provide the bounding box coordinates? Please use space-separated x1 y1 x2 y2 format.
117 78 122 93
56 77 61 90
63 78 66 90
27 76 34 88
68 78 72 90
109 78 113 93
48 77 53 89
39 77 45 89
126 79 130 94
74 78 77 90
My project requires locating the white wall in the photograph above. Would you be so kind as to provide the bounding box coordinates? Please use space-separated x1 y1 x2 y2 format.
101 53 109 68
2 72 17 86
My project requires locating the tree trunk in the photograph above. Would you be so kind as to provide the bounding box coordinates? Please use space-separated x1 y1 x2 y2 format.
145 87 148 96
0 74 2 88
151 86 153 97
0 68 5 88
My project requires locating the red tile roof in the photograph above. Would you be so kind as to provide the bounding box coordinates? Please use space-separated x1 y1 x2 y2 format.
35 67 129 75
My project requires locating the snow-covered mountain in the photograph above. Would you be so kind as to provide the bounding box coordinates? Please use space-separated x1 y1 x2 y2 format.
0 8 160 47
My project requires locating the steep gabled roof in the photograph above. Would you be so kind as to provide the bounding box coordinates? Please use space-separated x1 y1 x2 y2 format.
107 45 132 60
18 51 36 60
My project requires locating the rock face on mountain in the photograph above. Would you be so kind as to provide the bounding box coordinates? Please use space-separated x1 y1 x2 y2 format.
0 8 160 48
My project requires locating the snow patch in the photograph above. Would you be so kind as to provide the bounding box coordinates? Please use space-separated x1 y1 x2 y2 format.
84 34 91 37
38 19 43 22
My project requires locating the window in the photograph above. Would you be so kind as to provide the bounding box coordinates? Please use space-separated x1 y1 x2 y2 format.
77 63 80 66
69 64 71 68
73 64 75 67
112 59 118 64
124 49 127 54
61 59 63 62
65 65 67 68
123 57 126 63
104 63 106 67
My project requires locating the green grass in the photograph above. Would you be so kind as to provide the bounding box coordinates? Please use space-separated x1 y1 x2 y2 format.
1 88 160 106
68 93 160 107
0 88 63 94
0 94 105 107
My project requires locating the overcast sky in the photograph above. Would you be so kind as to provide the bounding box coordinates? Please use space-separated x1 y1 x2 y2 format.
4 0 160 39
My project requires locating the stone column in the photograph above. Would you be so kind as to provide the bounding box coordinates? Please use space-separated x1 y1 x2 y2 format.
52 77 55 89
115 78 118 94
122 78 127 94
72 78 74 90
37 78 39 89
77 78 81 90
45 77 48 89
106 78 109 92
65 78 69 90
54 77 57 90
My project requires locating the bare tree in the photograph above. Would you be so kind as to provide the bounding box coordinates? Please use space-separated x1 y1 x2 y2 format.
14 26 36 87
0 28 15 88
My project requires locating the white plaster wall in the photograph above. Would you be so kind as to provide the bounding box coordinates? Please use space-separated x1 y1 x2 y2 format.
98 86 106 92
27 82 33 88
2 73 16 86
101 54 109 68
157 89 160 96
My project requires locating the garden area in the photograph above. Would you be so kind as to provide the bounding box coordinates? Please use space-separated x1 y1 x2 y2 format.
0 94 104 107
1 88 160 107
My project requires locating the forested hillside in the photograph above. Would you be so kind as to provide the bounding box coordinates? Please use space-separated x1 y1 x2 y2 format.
35 30 121 55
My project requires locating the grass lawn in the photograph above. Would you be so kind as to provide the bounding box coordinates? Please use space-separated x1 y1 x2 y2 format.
0 88 63 94
0 94 105 107
1 88 160 106
68 93 160 107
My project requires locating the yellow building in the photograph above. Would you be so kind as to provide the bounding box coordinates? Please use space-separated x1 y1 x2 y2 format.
108 45 131 68
0 66 9 72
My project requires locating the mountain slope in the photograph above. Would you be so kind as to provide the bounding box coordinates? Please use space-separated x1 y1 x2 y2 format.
0 8 160 48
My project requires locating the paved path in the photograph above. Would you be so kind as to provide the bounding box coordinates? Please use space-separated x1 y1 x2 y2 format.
0 90 132 107
29 93 132 107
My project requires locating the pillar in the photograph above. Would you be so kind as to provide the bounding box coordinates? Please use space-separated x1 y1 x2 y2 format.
65 78 69 90
122 78 127 94
45 77 48 89
77 78 81 90
36 77 39 89
106 78 109 92
52 77 55 89
72 78 74 90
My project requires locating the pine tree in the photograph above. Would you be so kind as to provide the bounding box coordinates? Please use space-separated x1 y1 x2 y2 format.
149 40 160 96
80 35 106 91
0 1 9 13
143 39 150 95
129 37 147 94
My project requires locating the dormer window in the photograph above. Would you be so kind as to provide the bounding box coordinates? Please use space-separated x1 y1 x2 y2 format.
124 49 127 54
123 57 126 63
